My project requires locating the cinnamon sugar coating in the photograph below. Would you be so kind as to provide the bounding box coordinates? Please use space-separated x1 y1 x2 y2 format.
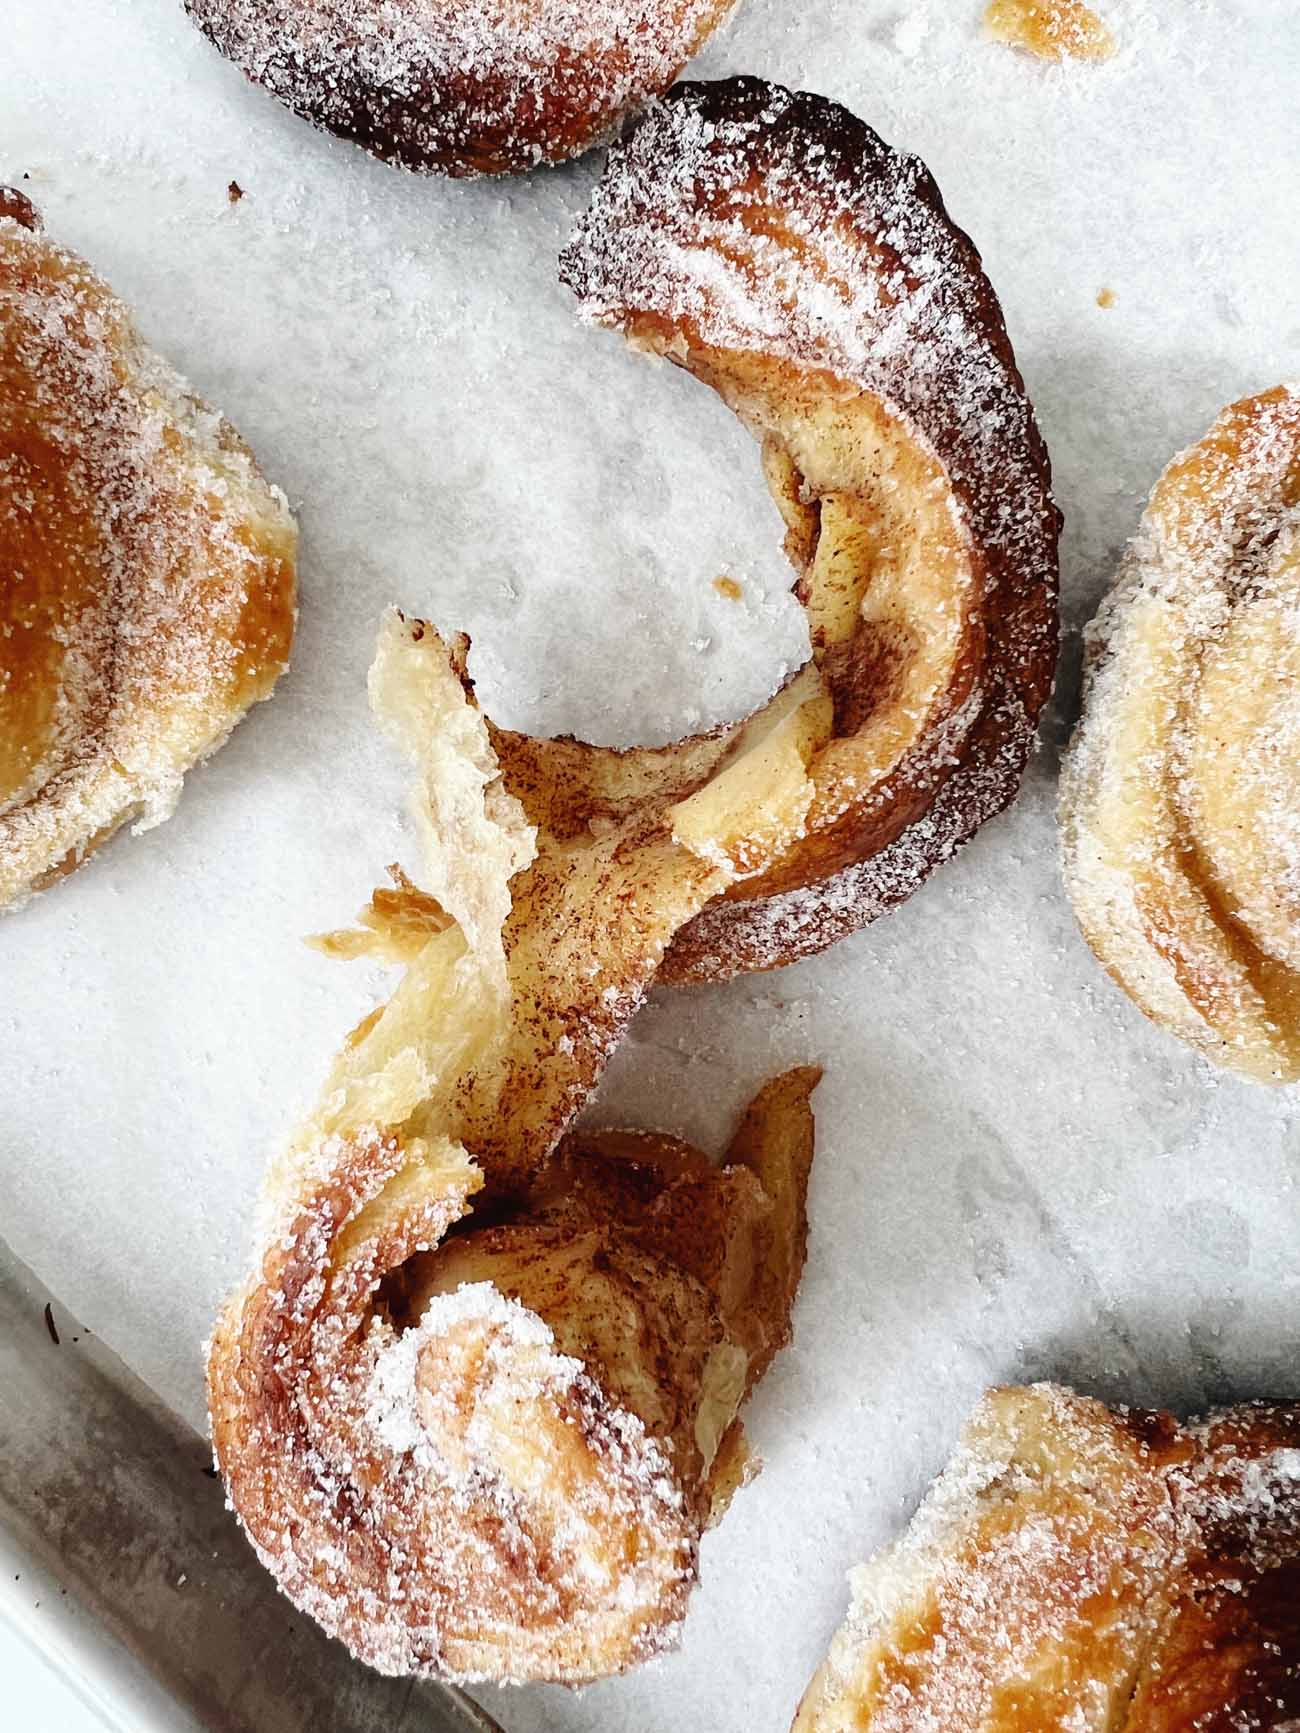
0 194 296 910
208 613 822 1682
795 1385 1300 1732
560 79 1060 982
184 0 737 177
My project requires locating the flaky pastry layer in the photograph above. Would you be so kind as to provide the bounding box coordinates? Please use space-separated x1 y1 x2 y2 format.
0 190 297 910
1061 384 1300 1081
796 1383 1300 1732
208 612 822 1683
560 78 1060 983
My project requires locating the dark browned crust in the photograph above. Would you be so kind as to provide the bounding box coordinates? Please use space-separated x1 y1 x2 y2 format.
1132 1402 1300 1731
560 78 1061 982
184 0 736 178
0 186 40 231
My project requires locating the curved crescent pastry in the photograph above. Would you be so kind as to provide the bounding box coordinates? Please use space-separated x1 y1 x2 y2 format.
559 78 1060 984
794 1384 1300 1732
184 0 737 178
208 611 821 1683
1061 385 1300 1082
0 191 297 911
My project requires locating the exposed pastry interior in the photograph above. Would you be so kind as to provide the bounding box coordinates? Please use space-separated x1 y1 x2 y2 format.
208 611 822 1683
560 76 1060 983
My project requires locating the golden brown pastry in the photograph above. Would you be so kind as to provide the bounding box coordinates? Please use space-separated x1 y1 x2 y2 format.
1129 1403 1300 1730
208 610 823 1683
0 190 296 911
795 1383 1300 1732
560 78 1060 984
184 0 737 177
984 0 1117 63
1060 385 1300 1083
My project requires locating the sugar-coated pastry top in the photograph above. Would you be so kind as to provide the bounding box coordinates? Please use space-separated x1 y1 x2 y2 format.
561 78 1060 981
796 1383 1300 1731
1061 384 1300 1082
0 190 296 910
184 0 737 176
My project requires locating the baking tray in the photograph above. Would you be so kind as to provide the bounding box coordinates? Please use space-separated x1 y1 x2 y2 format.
3 2 1300 1730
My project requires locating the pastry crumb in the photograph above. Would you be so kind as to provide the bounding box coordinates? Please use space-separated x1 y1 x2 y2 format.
713 575 743 601
985 0 1116 63
1096 286 1116 308
0 186 40 229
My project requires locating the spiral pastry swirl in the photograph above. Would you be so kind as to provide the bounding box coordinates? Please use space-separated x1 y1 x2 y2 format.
1062 385 1300 1082
208 612 823 1682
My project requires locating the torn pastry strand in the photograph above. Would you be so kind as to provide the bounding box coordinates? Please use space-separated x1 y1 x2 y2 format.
208 612 822 1683
560 78 1060 983
795 1384 1300 1731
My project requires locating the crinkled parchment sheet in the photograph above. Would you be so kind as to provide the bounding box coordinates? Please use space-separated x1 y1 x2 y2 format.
2 2 1298 1728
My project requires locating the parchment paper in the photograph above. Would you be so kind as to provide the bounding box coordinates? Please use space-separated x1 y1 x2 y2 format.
3 1 1299 1728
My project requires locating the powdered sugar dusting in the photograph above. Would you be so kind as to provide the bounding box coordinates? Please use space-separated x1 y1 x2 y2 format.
561 80 1060 982
365 1280 577 1459
5 7 1299 1729
186 0 737 175
801 1386 1300 1731
207 613 819 1684
212 1103 701 1685
563 83 1044 559
0 204 296 908
1060 384 1300 1081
